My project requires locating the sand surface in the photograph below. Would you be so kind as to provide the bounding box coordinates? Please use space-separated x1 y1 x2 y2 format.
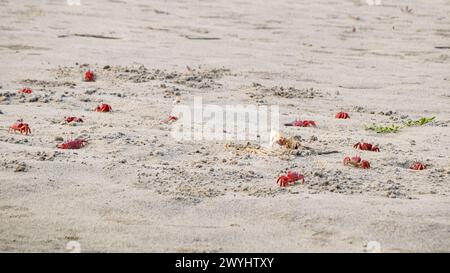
0 0 449 252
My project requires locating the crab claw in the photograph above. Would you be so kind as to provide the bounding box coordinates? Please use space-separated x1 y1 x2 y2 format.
360 160 370 169
343 156 351 165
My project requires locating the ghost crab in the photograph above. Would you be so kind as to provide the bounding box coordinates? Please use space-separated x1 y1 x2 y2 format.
17 88 32 94
410 162 426 170
285 120 317 127
343 155 370 169
336 112 350 119
277 171 304 187
353 142 380 152
57 138 88 149
64 116 84 123
9 119 31 135
272 134 302 150
83 70 95 82
95 103 112 112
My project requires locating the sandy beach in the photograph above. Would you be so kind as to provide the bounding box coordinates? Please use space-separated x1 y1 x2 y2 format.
0 0 449 252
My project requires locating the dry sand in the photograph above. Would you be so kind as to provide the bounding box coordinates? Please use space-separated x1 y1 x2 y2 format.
0 0 449 252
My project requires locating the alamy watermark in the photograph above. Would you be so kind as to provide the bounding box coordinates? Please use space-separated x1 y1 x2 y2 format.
366 241 381 253
366 0 381 6
170 97 279 145
67 0 81 6
66 240 81 253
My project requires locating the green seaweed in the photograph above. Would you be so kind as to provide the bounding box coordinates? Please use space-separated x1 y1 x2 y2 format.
365 116 436 134
365 124 401 134
404 116 435 127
